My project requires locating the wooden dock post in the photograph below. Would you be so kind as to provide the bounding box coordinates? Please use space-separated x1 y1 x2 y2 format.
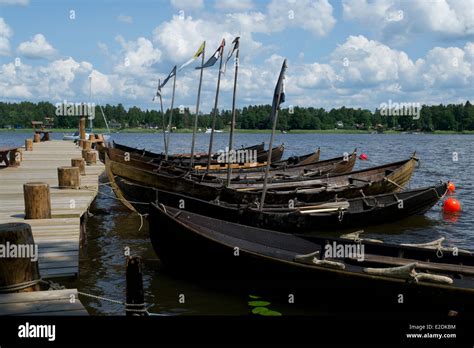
79 117 86 140
71 158 86 175
25 139 33 151
23 183 51 219
0 223 41 293
82 150 97 165
125 256 146 316
33 133 41 143
82 140 92 151
58 166 80 189
9 149 21 167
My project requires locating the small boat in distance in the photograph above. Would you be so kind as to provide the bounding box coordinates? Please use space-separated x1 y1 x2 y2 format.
63 130 110 142
205 128 223 133
63 130 90 141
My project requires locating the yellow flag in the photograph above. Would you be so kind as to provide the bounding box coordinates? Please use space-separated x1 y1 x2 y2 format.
194 41 205 58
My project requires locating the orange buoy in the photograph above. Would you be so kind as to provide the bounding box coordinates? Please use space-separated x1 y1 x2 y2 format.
447 181 456 193
359 153 368 160
443 198 461 214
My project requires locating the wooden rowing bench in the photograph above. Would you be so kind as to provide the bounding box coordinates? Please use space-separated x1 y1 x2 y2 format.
0 146 21 168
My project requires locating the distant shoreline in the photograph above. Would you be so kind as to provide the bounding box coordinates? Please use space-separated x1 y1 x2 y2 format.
1 128 473 135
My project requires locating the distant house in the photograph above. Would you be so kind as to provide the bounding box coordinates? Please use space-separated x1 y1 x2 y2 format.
336 121 344 128
109 120 121 129
3 125 12 129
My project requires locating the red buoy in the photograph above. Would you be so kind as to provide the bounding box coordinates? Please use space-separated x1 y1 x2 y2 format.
359 153 368 160
443 198 461 214
447 181 456 193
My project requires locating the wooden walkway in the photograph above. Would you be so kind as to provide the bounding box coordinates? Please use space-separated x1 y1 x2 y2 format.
0 140 104 278
0 289 88 316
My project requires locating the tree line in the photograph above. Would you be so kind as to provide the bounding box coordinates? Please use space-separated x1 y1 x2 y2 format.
0 101 473 132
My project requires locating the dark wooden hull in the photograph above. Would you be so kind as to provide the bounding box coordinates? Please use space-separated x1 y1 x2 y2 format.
107 146 355 180
193 148 355 178
114 173 446 232
105 153 418 205
112 141 281 165
148 204 474 315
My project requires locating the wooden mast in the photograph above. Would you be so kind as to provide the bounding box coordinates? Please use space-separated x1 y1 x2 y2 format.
259 59 287 211
165 69 177 161
205 43 225 174
226 38 240 186
190 42 206 168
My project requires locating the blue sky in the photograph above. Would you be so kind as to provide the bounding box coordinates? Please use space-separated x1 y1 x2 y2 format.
0 0 473 112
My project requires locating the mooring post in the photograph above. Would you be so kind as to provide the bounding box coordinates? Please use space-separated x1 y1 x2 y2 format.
23 182 52 219
82 140 92 151
82 150 97 165
25 139 33 151
0 223 41 293
125 256 146 316
79 117 86 141
9 149 21 167
33 133 41 143
71 158 86 175
58 166 80 189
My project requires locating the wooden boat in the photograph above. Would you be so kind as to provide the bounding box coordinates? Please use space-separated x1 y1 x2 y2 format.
107 146 354 179
113 141 319 169
113 173 446 232
148 203 474 315
105 153 418 205
111 141 284 165
272 148 320 166
112 141 264 159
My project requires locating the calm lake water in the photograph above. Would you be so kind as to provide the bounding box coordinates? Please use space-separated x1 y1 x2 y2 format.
1 131 473 315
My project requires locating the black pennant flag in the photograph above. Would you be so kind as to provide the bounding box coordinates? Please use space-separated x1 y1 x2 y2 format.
159 65 177 90
271 59 287 119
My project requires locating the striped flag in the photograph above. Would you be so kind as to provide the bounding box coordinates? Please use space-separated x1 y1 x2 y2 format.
178 42 205 72
196 39 225 70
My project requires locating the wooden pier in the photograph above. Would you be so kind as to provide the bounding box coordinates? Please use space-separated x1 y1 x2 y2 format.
0 139 105 315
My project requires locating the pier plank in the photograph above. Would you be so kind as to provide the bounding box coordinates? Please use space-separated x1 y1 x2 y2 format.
0 289 88 315
0 141 104 279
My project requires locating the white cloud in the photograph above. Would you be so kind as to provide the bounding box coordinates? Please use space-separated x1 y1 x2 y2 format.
17 34 57 59
117 14 133 24
0 57 93 100
0 17 13 56
114 36 162 76
170 0 204 10
342 0 474 39
155 0 336 65
153 15 235 62
87 69 114 96
215 0 254 11
267 0 336 37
